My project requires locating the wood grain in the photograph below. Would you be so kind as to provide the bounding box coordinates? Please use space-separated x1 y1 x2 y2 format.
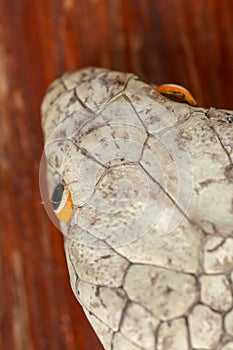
0 0 232 349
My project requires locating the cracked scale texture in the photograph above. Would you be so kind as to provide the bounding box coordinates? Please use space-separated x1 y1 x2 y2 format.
203 237 233 273
188 304 223 348
77 282 127 331
200 274 232 312
157 318 189 350
41 67 233 350
124 265 197 320
120 302 160 348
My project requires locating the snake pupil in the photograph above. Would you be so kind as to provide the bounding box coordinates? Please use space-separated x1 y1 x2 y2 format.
52 183 64 210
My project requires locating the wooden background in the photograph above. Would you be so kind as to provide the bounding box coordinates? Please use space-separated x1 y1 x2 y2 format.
0 1 232 349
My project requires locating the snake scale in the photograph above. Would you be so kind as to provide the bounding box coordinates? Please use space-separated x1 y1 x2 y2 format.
41 67 233 350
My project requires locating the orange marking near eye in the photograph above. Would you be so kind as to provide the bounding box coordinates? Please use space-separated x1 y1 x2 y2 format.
56 191 73 222
155 83 197 106
52 181 73 222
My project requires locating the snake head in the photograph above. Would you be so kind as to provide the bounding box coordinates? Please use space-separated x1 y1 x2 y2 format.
40 67 233 350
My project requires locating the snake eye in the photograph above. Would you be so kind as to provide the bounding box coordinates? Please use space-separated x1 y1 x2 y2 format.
51 181 73 222
155 83 197 106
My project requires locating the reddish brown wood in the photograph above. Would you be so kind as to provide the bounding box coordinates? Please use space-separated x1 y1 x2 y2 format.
0 0 232 349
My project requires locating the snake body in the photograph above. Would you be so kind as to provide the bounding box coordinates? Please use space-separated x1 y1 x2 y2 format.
41 67 233 350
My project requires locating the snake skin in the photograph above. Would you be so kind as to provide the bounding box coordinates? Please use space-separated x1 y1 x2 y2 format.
41 67 233 350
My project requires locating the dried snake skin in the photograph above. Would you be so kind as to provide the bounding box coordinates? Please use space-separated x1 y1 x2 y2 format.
41 67 233 350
